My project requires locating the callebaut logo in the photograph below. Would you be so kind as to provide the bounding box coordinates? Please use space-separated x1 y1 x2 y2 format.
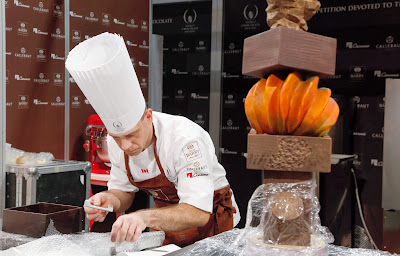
225 42 242 54
139 40 149 49
85 11 98 22
51 96 65 106
51 28 65 39
222 119 240 131
33 1 49 13
376 35 400 49
187 173 193 178
127 19 138 28
34 73 49 84
15 47 31 59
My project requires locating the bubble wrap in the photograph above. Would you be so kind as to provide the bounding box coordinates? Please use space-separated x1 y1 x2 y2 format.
178 229 397 256
0 231 35 251
0 231 165 256
5 146 54 165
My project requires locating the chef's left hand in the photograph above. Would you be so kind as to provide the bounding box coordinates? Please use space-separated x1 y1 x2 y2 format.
110 212 147 243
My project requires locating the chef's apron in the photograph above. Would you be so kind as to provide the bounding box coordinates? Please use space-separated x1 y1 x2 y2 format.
124 135 236 247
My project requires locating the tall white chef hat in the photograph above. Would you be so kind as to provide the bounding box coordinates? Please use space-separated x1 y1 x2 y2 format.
65 32 145 134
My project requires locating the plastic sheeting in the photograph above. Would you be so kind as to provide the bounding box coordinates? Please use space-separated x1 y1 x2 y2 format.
178 181 397 256
180 229 397 256
5 145 54 165
0 231 165 256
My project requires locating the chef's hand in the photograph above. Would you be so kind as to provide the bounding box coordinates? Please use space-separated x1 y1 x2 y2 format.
84 193 111 222
111 212 147 243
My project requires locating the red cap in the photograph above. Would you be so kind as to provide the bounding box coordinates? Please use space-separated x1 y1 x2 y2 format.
87 114 105 126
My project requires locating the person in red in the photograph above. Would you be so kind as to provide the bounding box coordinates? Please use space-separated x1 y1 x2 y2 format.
66 32 240 247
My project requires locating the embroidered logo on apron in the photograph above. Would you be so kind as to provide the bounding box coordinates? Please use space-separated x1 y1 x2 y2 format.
143 188 170 201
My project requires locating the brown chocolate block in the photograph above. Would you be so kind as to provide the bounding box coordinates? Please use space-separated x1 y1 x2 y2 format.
242 27 337 78
247 134 332 172
263 191 313 246
3 202 82 238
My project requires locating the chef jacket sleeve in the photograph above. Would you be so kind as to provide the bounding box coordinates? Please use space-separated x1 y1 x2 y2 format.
174 137 214 213
107 135 139 193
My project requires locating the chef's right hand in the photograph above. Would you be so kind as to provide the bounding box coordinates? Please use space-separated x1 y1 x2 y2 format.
84 193 111 222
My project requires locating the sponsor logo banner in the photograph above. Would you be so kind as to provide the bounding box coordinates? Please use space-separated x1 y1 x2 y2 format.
71 96 81 108
72 30 81 42
17 21 28 36
127 19 138 28
36 48 47 62
85 11 98 22
102 13 110 25
53 4 63 17
18 95 29 109
14 0 29 8
33 2 49 13
51 96 65 107
54 73 63 86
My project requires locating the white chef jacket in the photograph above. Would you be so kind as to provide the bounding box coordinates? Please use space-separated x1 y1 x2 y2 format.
107 111 240 226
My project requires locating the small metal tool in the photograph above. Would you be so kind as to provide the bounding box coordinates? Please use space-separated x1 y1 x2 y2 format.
84 199 113 212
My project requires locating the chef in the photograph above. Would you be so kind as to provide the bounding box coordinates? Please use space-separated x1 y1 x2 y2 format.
66 32 240 247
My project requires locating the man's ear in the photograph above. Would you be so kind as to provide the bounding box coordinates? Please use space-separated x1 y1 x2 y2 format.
146 108 153 122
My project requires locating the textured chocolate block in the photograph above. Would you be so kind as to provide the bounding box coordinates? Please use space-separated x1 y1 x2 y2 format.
242 27 337 78
3 202 82 238
247 134 332 172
